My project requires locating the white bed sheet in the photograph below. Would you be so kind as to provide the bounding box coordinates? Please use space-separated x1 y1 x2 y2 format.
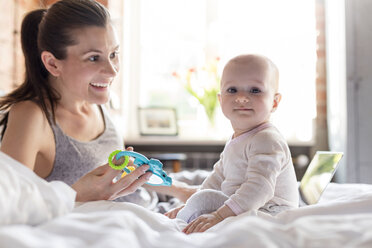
1 195 372 248
1 152 372 248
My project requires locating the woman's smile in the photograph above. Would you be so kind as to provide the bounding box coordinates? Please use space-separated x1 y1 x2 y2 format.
89 81 110 90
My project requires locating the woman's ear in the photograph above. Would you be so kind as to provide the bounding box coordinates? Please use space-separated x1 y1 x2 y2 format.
271 93 282 112
40 51 61 77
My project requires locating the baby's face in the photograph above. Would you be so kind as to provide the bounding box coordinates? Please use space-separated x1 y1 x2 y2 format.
218 58 280 135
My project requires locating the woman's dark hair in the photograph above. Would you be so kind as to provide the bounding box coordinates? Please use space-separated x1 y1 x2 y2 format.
0 0 111 138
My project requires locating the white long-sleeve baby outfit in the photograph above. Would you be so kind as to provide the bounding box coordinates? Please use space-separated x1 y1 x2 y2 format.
201 122 299 215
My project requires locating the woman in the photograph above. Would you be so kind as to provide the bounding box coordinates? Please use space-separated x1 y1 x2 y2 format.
0 0 151 201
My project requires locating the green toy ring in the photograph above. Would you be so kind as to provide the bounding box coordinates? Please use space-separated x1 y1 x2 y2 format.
108 150 129 170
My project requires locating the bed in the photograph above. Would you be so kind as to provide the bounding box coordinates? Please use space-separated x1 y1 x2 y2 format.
1 152 372 248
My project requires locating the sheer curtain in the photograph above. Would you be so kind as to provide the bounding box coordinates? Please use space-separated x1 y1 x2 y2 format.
121 0 317 143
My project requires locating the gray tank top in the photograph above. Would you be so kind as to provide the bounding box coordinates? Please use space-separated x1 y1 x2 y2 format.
45 105 158 208
45 105 123 185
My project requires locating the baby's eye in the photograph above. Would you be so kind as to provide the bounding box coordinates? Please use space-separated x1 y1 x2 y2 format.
110 51 119 59
250 88 261 94
227 87 237 93
88 55 99 62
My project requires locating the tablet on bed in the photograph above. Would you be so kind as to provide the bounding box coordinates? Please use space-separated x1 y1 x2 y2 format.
299 151 344 205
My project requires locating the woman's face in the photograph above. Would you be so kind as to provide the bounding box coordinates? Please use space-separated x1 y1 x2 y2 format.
55 24 120 105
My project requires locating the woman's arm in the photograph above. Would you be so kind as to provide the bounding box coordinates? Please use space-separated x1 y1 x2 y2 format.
144 180 198 203
0 101 54 177
145 157 225 202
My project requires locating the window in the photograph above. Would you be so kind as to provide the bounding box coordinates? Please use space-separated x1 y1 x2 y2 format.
120 0 317 143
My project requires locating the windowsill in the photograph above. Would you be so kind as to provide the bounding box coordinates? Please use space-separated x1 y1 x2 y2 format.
125 135 314 174
125 135 314 147
125 135 228 146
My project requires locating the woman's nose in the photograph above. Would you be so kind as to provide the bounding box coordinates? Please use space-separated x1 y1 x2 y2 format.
103 60 119 77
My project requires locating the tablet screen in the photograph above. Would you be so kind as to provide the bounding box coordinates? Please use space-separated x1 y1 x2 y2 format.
299 151 343 205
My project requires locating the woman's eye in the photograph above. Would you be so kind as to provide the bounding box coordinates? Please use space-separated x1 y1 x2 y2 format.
227 87 237 93
110 51 119 59
88 55 99 62
250 88 261 94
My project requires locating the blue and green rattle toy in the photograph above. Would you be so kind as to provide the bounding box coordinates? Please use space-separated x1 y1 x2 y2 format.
108 150 172 186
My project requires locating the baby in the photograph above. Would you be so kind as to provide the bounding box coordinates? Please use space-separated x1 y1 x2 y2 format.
167 54 299 234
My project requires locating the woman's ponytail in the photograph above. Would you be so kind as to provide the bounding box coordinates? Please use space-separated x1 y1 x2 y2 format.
0 9 58 139
21 9 49 82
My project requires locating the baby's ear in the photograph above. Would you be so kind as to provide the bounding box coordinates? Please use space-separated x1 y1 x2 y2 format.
217 93 222 104
271 93 282 112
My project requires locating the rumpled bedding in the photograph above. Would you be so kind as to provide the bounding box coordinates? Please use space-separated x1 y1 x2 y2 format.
0 152 75 226
1 151 372 248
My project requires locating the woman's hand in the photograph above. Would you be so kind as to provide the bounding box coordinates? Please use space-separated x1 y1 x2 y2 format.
72 163 152 202
164 204 185 219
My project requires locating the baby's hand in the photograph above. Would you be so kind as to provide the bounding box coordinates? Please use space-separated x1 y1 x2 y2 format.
182 212 223 234
164 204 185 219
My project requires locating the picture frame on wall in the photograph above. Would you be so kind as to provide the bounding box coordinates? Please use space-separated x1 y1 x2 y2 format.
138 107 178 136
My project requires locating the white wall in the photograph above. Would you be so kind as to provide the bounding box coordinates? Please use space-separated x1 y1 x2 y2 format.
325 0 348 182
326 0 372 183
348 0 372 183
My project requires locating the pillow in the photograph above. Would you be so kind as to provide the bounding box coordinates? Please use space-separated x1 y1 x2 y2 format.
0 152 76 225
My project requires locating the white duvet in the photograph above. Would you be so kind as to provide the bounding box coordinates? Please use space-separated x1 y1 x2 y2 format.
1 151 372 248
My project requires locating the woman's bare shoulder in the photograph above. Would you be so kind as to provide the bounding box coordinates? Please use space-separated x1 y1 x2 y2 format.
2 101 54 171
7 100 51 138
9 101 48 124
